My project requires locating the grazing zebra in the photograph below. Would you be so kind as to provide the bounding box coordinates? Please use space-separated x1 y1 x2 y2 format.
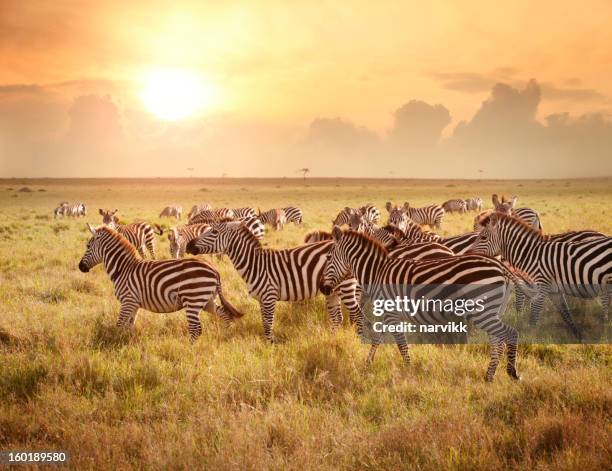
442 199 467 214
79 225 242 340
321 228 533 382
187 203 212 220
470 213 611 337
474 207 542 231
282 206 303 225
333 205 380 226
258 208 287 230
465 197 483 212
188 208 235 225
159 205 182 220
99 209 162 259
439 232 480 254
185 223 362 341
304 230 333 244
168 224 211 258
55 202 86 218
232 207 257 219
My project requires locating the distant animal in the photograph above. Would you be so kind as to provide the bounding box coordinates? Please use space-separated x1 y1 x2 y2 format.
465 197 483 212
168 224 211 258
54 202 86 218
333 205 380 226
79 224 242 341
282 207 303 225
258 208 287 230
188 208 235 225
159 205 182 220
187 203 212 220
99 209 163 259
442 199 467 214
386 202 445 230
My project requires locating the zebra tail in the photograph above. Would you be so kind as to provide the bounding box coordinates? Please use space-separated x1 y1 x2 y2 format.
217 286 244 319
153 224 164 235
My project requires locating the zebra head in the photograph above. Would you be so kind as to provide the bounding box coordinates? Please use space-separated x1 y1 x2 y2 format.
321 226 352 294
332 207 356 226
348 212 366 232
492 194 517 215
386 202 409 231
79 223 104 272
168 227 182 258
186 222 238 255
469 213 502 256
99 209 119 228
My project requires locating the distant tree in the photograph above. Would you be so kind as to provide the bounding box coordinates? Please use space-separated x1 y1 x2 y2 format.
187 167 194 178
297 168 310 181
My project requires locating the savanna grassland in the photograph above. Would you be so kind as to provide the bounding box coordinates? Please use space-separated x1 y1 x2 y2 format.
0 177 610 470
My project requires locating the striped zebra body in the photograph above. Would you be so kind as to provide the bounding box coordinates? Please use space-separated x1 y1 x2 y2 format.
396 222 441 243
237 215 265 240
470 213 612 337
259 208 287 230
188 203 212 220
389 241 454 260
99 209 162 259
439 232 480 254
232 207 257 219
404 202 445 230
360 204 380 224
282 206 303 225
321 228 527 382
333 207 360 226
168 223 211 258
442 199 467 214
55 202 86 218
159 205 182 219
185 223 362 341
188 208 235 225
79 225 242 340
465 197 483 211
304 230 333 244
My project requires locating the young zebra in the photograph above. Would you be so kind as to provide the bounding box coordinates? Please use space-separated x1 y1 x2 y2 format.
159 205 182 220
79 225 242 340
168 224 211 258
442 199 467 214
187 203 212 220
55 202 86 218
258 208 287 230
465 197 483 212
99 209 162 259
470 213 611 336
232 207 257 219
282 206 303 225
321 228 530 382
185 223 362 341
188 208 235 225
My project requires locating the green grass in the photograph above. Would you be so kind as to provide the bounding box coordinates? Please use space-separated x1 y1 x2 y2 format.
0 177 610 470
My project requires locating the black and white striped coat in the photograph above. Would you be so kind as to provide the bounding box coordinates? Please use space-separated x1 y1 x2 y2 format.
333 205 380 226
79 225 242 340
99 209 162 259
188 208 235 225
475 207 542 231
304 230 333 244
159 205 182 219
470 213 611 337
185 223 362 341
232 207 257 219
235 216 265 240
386 202 445 230
258 208 287 230
54 202 86 218
442 199 467 214
187 203 212 220
168 224 211 258
321 228 532 382
465 197 483 211
439 232 480 254
282 206 303 225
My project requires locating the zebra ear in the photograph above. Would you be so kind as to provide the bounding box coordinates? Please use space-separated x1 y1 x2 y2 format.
113 209 118 215
385 202 392 212
332 225 343 240
98 209 104 215
86 223 96 235
402 202 410 211
510 196 518 208
492 194 500 207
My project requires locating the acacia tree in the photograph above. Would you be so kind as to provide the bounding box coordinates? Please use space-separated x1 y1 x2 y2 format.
297 168 310 181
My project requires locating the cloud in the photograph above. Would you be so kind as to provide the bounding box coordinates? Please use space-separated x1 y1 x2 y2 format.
429 72 493 93
540 83 606 102
388 100 451 148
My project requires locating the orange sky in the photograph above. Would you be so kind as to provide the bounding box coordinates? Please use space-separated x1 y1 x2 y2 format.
1 1 611 177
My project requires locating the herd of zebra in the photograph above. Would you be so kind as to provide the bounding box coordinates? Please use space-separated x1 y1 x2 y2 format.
74 194 610 382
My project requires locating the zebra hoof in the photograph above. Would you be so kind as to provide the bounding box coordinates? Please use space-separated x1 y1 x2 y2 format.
507 370 521 381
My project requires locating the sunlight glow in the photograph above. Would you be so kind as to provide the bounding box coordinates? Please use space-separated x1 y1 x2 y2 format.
140 69 216 121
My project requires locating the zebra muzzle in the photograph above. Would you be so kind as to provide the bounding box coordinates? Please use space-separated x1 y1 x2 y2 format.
320 283 333 296
78 261 90 273
185 240 199 255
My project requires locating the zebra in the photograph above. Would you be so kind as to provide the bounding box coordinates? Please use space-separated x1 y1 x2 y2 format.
465 197 483 212
385 202 411 231
185 222 363 341
333 205 380 226
282 206 303 225
188 208 235 225
474 207 542 231
55 202 86 218
389 240 454 260
168 224 211 258
332 207 360 226
159 205 182 220
442 199 467 214
469 213 611 338
258 208 287 230
320 227 534 382
439 232 481 254
304 230 333 244
348 213 399 249
390 222 441 243
99 209 163 259
236 215 265 240
79 224 243 340
187 203 212 220
386 202 445 230
232 207 257 219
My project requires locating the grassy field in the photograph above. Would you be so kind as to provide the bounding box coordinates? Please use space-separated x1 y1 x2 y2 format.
0 177 610 470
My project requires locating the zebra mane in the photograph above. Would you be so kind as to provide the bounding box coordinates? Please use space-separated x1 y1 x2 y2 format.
484 213 544 239
304 230 332 242
230 222 262 248
344 230 389 257
98 226 139 257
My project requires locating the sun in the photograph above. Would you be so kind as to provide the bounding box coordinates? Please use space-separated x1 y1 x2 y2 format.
140 69 216 121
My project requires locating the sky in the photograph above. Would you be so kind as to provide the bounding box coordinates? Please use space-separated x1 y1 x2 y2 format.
1 0 611 178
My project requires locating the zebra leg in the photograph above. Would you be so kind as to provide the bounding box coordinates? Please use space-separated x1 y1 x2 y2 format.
336 279 363 335
515 290 526 312
259 296 277 342
185 306 203 341
549 292 582 341
528 289 547 326
117 302 138 328
485 338 505 382
601 281 610 323
505 326 520 380
325 293 343 331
